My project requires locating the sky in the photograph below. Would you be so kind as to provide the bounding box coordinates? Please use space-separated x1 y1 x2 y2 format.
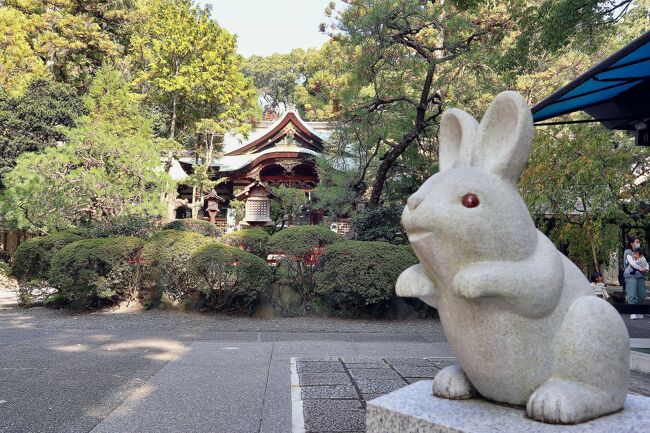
201 1 334 58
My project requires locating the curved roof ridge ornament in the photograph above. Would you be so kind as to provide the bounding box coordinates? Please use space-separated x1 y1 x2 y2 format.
225 111 324 156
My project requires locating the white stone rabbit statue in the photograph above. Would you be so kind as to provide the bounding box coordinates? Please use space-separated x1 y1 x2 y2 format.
397 91 629 424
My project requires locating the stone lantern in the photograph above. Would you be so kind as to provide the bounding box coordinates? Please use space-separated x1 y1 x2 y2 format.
234 181 278 227
204 190 225 223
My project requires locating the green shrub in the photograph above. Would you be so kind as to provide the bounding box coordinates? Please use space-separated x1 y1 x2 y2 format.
0 261 10 276
315 240 417 312
48 237 144 308
268 225 341 257
220 228 270 258
12 230 88 281
140 230 214 304
162 219 221 237
351 205 408 244
87 214 159 238
268 225 342 298
190 243 272 313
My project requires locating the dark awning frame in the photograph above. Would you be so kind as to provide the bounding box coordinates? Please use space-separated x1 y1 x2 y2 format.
532 30 650 130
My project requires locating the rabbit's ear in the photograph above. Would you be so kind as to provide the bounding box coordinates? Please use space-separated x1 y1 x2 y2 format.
474 91 533 183
439 108 478 171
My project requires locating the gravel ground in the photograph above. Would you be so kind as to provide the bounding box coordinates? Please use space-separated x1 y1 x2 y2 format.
0 305 447 337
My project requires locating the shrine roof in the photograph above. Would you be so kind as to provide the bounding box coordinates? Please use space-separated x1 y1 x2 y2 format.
223 110 328 155
178 146 321 173
177 110 331 174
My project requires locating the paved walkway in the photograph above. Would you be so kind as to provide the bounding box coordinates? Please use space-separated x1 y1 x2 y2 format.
0 304 450 433
1 297 650 433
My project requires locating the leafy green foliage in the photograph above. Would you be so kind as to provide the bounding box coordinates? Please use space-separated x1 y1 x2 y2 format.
12 230 89 281
0 66 172 232
129 0 257 141
229 198 246 226
162 219 221 238
244 49 307 111
0 260 10 276
520 123 648 273
220 228 270 258
268 225 341 257
315 240 417 311
268 225 342 298
0 79 85 184
140 230 214 304
86 214 160 239
48 236 144 308
244 42 347 120
0 6 49 95
352 206 407 245
270 185 310 229
323 0 511 206
3 0 138 90
311 156 361 218
189 242 272 312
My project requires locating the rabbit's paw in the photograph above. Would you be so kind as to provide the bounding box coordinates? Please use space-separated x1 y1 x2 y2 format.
451 266 487 299
432 363 477 400
526 378 613 424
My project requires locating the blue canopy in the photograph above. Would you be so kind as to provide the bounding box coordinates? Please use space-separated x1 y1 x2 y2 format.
532 30 650 131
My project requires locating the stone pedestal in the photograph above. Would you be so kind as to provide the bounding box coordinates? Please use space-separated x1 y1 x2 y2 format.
366 380 650 433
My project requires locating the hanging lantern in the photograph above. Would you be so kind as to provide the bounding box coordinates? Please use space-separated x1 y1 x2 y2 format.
235 181 278 227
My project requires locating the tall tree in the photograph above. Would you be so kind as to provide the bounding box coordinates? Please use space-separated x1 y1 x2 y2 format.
326 0 513 207
129 0 257 142
0 6 48 95
520 123 648 272
244 49 307 111
3 0 138 90
0 79 85 185
243 42 348 121
0 66 174 232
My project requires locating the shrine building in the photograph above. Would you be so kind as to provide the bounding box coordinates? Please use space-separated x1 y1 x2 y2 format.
171 110 332 231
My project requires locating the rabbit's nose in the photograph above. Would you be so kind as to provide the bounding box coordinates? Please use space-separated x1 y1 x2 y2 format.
407 194 423 210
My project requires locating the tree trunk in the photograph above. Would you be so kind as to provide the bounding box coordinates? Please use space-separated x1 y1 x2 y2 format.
586 216 600 273
191 185 198 219
368 67 437 207
170 94 178 140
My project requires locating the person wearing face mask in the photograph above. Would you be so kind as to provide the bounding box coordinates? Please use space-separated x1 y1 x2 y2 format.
624 237 649 319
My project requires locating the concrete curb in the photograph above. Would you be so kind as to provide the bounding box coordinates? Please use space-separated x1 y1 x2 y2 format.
290 357 306 433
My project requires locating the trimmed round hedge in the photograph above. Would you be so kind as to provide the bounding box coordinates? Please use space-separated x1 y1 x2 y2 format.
12 229 88 281
267 225 342 298
140 230 214 303
220 228 270 258
315 240 417 310
48 237 144 308
87 214 159 239
267 225 341 257
190 242 272 312
162 219 221 237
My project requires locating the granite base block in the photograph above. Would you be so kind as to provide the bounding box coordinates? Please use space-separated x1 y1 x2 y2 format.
366 380 650 433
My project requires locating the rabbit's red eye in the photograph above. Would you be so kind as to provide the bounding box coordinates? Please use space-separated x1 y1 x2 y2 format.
462 193 480 208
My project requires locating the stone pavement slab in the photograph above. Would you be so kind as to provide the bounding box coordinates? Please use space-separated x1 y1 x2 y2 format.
296 361 346 373
303 399 365 433
301 384 359 399
294 357 452 433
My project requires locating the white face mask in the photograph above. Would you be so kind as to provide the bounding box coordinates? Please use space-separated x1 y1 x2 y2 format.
632 241 640 250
